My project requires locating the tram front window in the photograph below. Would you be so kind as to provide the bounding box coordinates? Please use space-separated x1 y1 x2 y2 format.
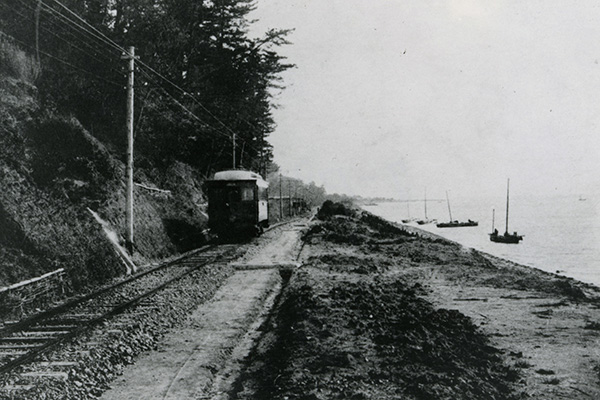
227 188 241 203
241 187 255 201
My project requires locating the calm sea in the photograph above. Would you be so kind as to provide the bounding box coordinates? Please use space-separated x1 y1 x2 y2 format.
363 194 600 287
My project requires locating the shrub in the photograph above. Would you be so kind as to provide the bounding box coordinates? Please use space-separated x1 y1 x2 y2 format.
0 38 40 82
317 200 356 220
26 114 120 201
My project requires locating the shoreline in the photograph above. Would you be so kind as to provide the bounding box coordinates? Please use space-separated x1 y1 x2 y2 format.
234 206 600 399
362 199 600 289
382 214 600 296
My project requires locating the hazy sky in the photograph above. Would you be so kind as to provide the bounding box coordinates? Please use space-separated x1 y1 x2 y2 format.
249 0 600 199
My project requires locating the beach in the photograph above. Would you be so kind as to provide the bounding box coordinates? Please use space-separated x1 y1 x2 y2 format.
234 204 600 399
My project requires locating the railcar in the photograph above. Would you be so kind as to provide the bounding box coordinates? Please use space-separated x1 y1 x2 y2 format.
205 170 269 238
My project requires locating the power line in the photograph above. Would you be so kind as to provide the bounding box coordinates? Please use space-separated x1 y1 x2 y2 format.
40 3 122 56
5 0 270 162
134 69 244 146
135 68 212 129
2 1 123 74
135 59 238 137
135 64 264 154
47 0 126 54
0 28 122 86
9 0 123 68
11 0 123 58
133 58 271 155
44 0 267 157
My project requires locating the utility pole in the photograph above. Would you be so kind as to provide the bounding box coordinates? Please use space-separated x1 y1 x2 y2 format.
279 173 283 220
260 131 265 177
35 0 42 66
289 181 292 217
123 46 135 255
232 133 236 169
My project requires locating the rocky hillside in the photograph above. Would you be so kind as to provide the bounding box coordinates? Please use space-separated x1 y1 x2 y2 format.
0 39 208 293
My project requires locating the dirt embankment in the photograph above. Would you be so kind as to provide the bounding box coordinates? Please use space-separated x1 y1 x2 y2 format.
0 47 209 300
232 205 600 399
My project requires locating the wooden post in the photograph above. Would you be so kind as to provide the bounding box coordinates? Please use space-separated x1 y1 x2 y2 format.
289 181 292 217
279 174 283 220
123 46 135 254
35 0 42 66
232 133 236 169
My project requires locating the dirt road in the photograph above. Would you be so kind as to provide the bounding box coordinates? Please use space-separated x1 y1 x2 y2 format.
100 221 307 400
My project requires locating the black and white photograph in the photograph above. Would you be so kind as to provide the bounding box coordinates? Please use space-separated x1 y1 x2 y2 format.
1 0 599 399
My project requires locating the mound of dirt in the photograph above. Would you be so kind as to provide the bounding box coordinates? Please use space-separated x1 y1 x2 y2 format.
303 253 394 274
236 268 521 400
234 204 525 399
316 200 356 220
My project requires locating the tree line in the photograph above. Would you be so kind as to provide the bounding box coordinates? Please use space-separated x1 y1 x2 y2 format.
1 0 293 177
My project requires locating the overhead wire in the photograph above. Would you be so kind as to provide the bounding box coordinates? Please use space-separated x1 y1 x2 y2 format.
13 0 120 62
134 61 265 154
6 0 270 161
0 28 122 87
3 1 124 75
46 0 267 155
134 58 240 138
135 68 214 130
46 0 261 153
134 68 255 159
47 0 126 54
108 3 267 153
129 38 272 153
9 0 125 82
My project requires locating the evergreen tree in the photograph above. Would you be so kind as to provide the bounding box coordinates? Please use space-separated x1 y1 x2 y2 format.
0 0 293 176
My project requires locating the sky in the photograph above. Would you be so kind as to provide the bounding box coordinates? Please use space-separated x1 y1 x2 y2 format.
248 0 600 200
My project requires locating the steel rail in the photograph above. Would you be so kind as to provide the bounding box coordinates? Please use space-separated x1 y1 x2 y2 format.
0 245 215 338
0 219 304 375
0 249 224 375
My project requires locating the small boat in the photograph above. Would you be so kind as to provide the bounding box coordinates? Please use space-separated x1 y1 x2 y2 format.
437 220 478 228
490 179 523 244
416 188 435 225
436 191 478 228
402 198 417 223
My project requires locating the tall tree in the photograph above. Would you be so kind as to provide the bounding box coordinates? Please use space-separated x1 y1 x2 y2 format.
0 0 293 175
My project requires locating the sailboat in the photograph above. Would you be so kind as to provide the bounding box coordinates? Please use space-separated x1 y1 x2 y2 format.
436 191 478 228
490 179 523 244
416 188 435 225
401 196 416 223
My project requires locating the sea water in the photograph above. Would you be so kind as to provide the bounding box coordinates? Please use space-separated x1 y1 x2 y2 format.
363 194 600 287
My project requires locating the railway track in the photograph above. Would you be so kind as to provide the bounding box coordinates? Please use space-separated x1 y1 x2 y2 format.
0 244 239 376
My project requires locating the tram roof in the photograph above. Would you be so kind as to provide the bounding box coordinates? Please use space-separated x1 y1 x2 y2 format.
210 170 268 187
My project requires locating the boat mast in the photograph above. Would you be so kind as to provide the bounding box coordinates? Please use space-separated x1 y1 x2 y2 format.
492 208 495 232
505 179 510 234
445 191 452 221
424 188 428 219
